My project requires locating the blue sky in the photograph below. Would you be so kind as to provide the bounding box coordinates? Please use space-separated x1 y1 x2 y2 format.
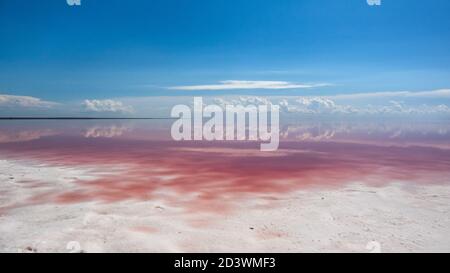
1 0 450 116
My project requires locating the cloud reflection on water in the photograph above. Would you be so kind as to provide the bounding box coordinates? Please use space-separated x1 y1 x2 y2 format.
0 120 449 214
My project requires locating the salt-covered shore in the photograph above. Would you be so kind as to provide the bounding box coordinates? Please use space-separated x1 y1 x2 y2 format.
0 159 449 253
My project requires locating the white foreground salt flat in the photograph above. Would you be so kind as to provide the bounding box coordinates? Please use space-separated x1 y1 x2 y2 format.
1 159 449 253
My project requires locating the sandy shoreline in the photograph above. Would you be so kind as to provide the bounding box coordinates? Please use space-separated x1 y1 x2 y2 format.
1 158 449 253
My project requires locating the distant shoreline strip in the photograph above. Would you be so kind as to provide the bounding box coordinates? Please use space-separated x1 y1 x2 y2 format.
0 117 175 120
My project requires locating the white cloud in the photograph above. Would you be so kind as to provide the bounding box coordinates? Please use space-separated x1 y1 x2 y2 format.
0 94 58 108
332 89 450 99
169 80 330 90
293 97 340 113
83 99 134 113
213 96 355 114
209 95 450 116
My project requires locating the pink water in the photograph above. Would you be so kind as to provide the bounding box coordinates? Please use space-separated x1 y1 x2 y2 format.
1 120 450 215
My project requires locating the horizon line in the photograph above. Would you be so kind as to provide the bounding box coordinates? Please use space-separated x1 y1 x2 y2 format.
0 117 175 120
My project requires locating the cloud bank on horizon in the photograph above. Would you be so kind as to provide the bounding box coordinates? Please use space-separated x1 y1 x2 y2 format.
0 94 58 109
83 99 134 114
2 88 450 118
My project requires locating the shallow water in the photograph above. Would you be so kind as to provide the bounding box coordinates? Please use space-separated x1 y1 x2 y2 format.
1 119 450 214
